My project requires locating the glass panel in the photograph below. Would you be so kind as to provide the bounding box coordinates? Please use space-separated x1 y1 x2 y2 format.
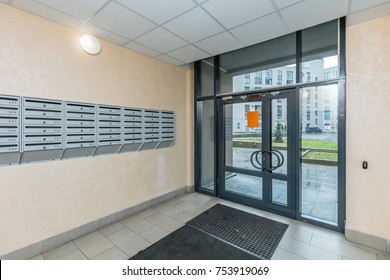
220 33 296 94
198 100 215 190
199 58 214 97
301 20 339 83
225 100 262 171
272 179 287 206
271 98 287 175
300 84 338 225
225 172 263 200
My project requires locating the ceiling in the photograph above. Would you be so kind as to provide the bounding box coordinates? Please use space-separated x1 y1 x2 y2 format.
1 0 390 68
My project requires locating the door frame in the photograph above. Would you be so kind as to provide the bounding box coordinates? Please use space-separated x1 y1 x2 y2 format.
217 89 298 218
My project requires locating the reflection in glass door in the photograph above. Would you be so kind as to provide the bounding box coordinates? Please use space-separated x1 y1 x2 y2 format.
220 90 295 217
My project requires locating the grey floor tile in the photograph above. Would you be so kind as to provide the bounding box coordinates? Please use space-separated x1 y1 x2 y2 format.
99 222 124 236
73 232 115 259
172 210 197 223
137 208 158 218
311 234 377 260
153 203 183 216
139 225 170 243
43 242 78 260
106 228 151 257
172 201 206 215
56 249 88 260
165 197 183 206
29 254 45 260
145 212 184 232
285 226 313 243
92 247 129 260
120 215 154 234
278 236 342 260
272 248 306 260
377 253 390 260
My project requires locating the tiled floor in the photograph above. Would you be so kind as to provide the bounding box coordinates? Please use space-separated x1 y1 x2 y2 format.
30 192 390 260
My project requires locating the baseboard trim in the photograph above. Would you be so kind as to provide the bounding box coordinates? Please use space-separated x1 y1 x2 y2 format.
345 228 389 253
0 186 194 260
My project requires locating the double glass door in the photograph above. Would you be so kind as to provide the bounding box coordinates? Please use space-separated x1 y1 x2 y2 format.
219 89 296 217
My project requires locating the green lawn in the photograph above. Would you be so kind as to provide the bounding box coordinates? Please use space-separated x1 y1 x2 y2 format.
233 138 337 149
304 151 338 161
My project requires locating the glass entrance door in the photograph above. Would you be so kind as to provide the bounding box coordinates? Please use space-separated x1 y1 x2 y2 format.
220 89 296 217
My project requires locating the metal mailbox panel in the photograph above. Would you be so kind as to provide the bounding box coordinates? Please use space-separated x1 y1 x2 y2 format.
0 117 19 125
0 95 19 106
98 134 121 140
143 110 159 117
23 109 62 118
66 112 95 119
98 128 121 133
0 108 19 115
66 135 95 141
23 142 62 151
23 126 62 134
98 139 122 146
123 121 142 127
24 135 62 143
144 123 159 128
0 126 19 134
23 98 63 110
98 114 121 121
66 103 96 112
67 127 95 133
98 120 121 126
0 136 18 144
123 128 143 133
24 118 62 125
66 120 96 126
0 144 19 153
98 106 121 114
65 142 95 148
123 133 142 139
123 116 142 122
161 127 174 132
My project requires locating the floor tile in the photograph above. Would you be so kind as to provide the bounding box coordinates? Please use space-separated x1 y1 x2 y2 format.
152 203 183 216
120 215 154 234
42 242 78 260
272 248 306 260
165 197 183 206
106 228 151 257
29 254 45 260
73 232 115 259
377 253 390 260
56 249 88 260
311 234 377 260
145 212 185 232
278 236 342 260
172 201 205 215
139 225 170 243
92 247 129 260
172 210 197 223
99 222 124 236
137 208 158 218
285 226 313 244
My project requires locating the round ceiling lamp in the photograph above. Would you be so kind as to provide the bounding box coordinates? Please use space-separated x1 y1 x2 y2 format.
80 34 101 55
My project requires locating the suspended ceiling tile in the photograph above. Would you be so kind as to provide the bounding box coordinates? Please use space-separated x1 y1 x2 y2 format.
123 42 161 57
202 0 275 29
116 0 196 24
90 1 156 39
163 7 224 43
231 13 286 46
35 0 109 20
280 0 348 32
135 28 188 53
350 0 390 13
348 2 390 25
155 54 186 66
79 23 129 46
273 0 303 9
167 44 210 63
12 0 82 29
194 32 243 55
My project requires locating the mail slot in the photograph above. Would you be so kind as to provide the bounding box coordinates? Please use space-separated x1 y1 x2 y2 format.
98 139 122 146
161 127 174 132
66 141 95 148
24 118 62 125
123 116 142 121
23 109 62 118
144 116 160 122
123 133 142 139
66 112 95 119
66 120 95 126
98 114 121 120
144 110 159 117
98 134 121 140
144 122 159 128
23 98 63 110
123 121 142 127
123 139 143 144
67 127 95 133
98 120 121 126
0 126 19 134
66 135 95 141
98 106 121 114
98 128 121 133
66 103 96 112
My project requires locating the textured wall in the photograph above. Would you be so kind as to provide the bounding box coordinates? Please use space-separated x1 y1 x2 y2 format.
346 15 390 240
0 4 191 255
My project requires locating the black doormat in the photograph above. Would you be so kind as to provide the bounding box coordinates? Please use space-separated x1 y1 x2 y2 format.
130 225 260 260
187 204 288 260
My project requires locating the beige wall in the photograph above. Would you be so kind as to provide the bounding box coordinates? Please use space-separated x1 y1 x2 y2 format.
346 15 390 241
0 4 192 255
